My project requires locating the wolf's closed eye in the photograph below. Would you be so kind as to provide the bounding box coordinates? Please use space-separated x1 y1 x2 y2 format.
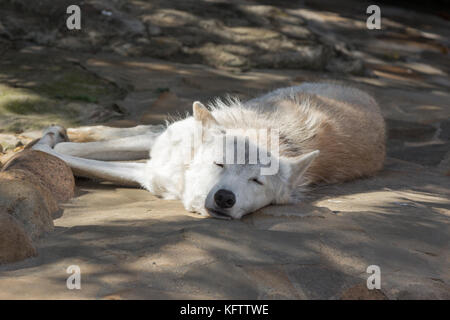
250 178 263 185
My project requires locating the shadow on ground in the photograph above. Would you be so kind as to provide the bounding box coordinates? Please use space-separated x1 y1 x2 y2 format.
0 0 449 299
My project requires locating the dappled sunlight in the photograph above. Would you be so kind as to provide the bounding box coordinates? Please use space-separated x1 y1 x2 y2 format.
0 0 449 300
315 189 449 215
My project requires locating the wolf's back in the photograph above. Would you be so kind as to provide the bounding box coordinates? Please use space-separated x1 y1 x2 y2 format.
246 82 386 184
286 82 386 184
210 82 385 185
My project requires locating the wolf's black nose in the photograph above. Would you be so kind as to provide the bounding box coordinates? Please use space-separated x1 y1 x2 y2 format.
214 189 236 209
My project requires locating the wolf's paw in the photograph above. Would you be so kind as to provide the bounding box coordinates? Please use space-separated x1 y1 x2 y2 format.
41 125 70 148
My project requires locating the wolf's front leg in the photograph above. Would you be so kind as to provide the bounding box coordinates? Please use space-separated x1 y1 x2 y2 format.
32 126 148 187
54 134 159 161
51 124 166 161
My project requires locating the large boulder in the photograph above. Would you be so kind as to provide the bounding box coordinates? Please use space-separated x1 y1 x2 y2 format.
0 212 36 264
0 178 54 240
2 150 75 203
0 169 60 217
0 149 76 264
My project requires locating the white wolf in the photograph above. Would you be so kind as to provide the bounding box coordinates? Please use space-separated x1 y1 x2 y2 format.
33 82 386 219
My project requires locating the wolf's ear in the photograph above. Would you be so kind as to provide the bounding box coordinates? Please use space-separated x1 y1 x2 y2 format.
193 101 223 143
193 101 218 128
280 150 320 186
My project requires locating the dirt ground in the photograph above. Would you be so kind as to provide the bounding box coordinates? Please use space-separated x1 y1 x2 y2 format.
0 0 449 299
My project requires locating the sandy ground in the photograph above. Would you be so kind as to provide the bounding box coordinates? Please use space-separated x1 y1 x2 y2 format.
0 0 449 299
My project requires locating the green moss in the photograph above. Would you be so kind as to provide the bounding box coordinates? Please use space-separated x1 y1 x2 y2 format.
0 55 125 133
35 70 121 103
0 85 54 115
0 60 124 104
0 113 81 134
3 121 26 134
155 87 170 94
2 97 54 114
0 84 81 133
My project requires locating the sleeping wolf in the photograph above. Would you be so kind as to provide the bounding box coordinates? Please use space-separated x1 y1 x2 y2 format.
33 82 386 219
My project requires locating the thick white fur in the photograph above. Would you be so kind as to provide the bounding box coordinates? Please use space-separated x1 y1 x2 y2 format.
33 82 385 219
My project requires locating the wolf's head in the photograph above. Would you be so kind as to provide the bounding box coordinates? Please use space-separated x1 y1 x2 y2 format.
182 102 320 220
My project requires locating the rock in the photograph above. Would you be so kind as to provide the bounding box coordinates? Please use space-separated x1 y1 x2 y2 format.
0 143 75 265
89 0 146 37
279 25 314 40
0 20 11 38
340 283 388 300
386 119 436 142
388 143 450 166
0 179 53 240
142 9 197 28
326 58 365 75
225 27 281 43
0 170 60 217
7 0 74 18
438 151 450 176
140 91 183 124
112 42 144 57
439 120 450 141
2 150 75 203
187 43 250 69
146 24 162 37
18 130 44 141
0 134 22 150
56 36 86 51
0 212 37 265
256 45 331 69
143 37 183 58
103 119 140 128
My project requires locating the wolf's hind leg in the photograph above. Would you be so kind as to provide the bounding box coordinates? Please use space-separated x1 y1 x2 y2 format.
33 126 147 187
54 133 158 160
